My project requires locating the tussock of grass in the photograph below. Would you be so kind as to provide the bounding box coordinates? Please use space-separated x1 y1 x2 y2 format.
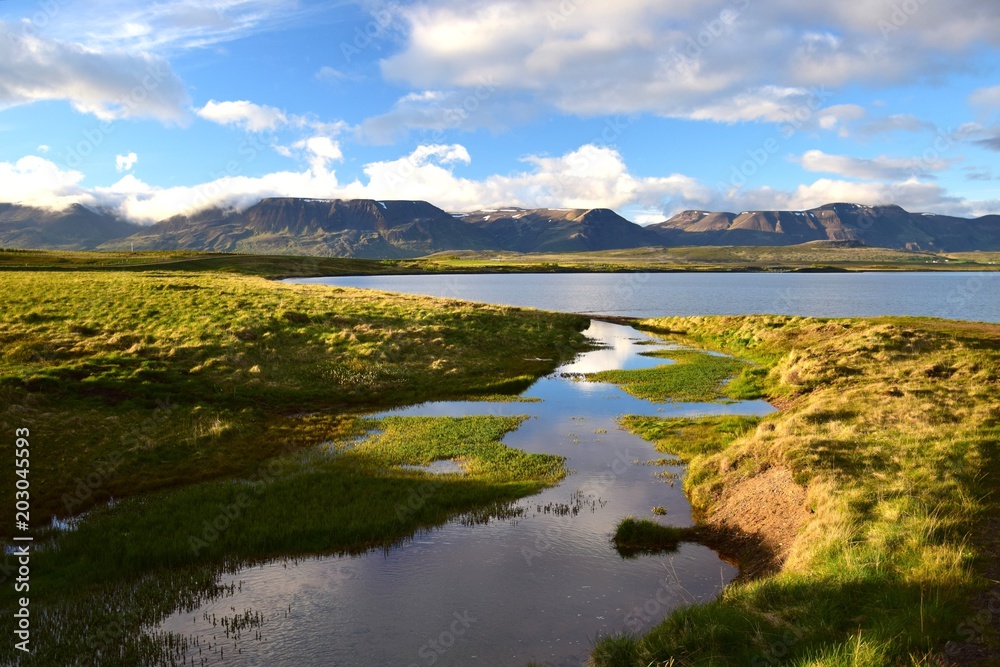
586 349 764 402
613 517 690 558
593 315 1000 665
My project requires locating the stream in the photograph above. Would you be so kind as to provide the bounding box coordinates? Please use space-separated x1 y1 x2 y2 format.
157 320 774 666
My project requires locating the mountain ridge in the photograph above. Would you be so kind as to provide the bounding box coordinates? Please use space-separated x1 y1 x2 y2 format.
0 198 997 256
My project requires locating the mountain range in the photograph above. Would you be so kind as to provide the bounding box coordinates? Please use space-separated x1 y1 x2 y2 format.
1 198 998 257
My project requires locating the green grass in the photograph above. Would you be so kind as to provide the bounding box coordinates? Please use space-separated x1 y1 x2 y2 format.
612 517 691 557
591 316 1000 665
419 245 999 272
586 349 765 402
0 248 418 278
0 270 587 527
620 415 761 511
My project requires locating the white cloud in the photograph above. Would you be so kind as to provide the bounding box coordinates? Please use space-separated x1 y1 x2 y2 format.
358 84 533 144
375 0 1000 125
195 100 288 132
97 169 344 222
315 66 359 84
355 143 713 212
723 178 971 216
0 156 93 210
970 85 1000 110
115 152 138 172
0 21 189 122
855 114 934 137
293 136 343 173
798 149 957 180
315 66 344 82
0 144 708 221
23 0 317 54
0 143 988 224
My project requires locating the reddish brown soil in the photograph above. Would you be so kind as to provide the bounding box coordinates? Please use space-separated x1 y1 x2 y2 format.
695 467 809 579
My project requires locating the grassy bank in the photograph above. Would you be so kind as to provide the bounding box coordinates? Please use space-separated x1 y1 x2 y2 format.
0 267 588 664
591 316 999 665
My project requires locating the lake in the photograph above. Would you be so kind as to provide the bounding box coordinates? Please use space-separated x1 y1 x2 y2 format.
287 271 1000 322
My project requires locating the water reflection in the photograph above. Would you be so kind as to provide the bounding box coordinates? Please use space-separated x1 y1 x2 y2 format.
158 320 773 666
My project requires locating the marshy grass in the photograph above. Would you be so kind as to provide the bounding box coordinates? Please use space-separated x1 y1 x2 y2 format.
591 315 1000 665
1 414 568 665
4 246 998 275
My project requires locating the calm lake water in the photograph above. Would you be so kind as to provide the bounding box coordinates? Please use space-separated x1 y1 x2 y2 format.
288 272 1000 322
158 321 773 666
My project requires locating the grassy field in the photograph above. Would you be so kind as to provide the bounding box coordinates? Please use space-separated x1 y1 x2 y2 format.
0 266 589 664
0 270 586 526
2 245 999 278
590 316 1000 665
0 248 418 278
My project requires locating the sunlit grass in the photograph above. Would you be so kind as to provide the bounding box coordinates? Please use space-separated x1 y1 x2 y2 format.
586 349 764 402
0 270 587 526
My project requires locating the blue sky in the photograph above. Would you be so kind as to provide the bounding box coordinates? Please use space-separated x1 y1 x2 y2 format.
1 0 998 223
